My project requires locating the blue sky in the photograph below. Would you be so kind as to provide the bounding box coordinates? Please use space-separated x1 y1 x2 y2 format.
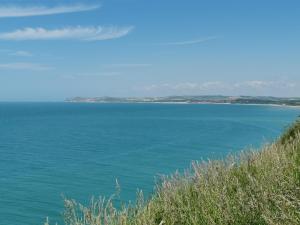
0 0 299 101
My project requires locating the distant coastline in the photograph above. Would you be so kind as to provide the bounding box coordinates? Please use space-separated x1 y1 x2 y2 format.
65 96 300 107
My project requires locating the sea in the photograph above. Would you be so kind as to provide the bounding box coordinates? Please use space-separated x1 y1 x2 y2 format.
0 103 299 225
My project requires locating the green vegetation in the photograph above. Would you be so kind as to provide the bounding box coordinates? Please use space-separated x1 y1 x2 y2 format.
46 120 300 225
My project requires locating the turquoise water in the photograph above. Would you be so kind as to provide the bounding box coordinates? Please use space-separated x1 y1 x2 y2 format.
0 103 299 225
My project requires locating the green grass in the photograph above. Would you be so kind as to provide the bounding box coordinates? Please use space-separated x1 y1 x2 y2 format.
46 120 300 225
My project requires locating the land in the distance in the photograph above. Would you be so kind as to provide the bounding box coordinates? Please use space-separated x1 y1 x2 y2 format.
66 96 300 106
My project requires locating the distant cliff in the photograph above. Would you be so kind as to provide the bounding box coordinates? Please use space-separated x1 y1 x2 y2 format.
66 95 300 106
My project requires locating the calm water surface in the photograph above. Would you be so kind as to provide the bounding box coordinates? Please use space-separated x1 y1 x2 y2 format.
0 103 299 225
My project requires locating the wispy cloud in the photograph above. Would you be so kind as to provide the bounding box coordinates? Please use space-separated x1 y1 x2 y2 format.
0 63 52 71
9 51 33 57
233 80 296 89
0 26 134 41
0 49 10 53
62 72 121 79
157 36 219 46
105 63 152 68
142 80 297 93
0 4 100 18
144 81 226 92
78 72 121 77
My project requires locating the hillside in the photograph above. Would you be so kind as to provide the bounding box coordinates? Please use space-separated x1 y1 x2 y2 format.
66 96 300 106
46 120 300 225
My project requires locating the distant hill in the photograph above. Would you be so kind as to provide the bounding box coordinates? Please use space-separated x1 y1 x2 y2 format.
66 96 300 106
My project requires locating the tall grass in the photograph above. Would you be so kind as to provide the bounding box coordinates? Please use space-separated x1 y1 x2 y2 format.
46 120 300 225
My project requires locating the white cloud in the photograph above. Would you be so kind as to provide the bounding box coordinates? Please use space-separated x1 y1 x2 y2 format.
78 72 121 77
0 49 10 53
144 81 226 91
0 4 100 18
143 80 298 94
105 63 151 68
0 26 134 41
10 51 33 57
0 63 52 71
157 36 218 46
62 72 122 79
234 80 296 89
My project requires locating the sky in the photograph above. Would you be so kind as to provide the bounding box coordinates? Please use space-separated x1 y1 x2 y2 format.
0 0 299 101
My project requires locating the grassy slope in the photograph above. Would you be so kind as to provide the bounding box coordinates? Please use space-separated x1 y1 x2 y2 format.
47 120 300 225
